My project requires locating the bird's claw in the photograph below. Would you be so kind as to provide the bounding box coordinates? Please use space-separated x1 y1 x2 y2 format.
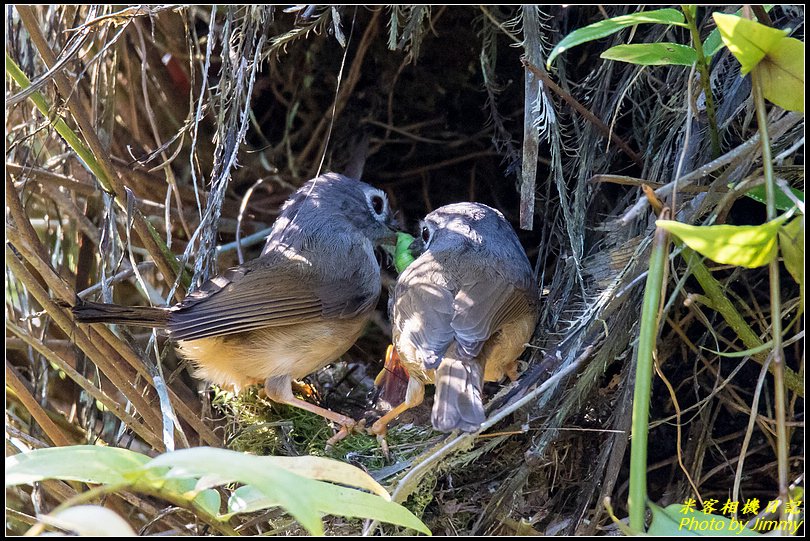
325 418 365 451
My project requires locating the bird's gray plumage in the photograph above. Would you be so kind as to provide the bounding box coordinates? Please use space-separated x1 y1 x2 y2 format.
391 202 538 433
166 173 395 341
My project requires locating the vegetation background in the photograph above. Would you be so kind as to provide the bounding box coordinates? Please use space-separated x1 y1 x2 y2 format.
5 5 804 535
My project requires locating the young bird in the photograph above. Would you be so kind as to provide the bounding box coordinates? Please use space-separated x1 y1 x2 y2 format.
373 202 538 435
74 172 397 441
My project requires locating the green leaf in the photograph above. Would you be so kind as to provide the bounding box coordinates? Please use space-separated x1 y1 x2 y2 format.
648 502 760 535
703 6 775 57
162 477 222 517
779 216 804 310
5 445 149 487
144 447 430 535
713 13 787 74
743 184 804 211
601 43 697 66
547 8 687 68
223 484 432 534
394 232 417 273
657 215 790 268
758 37 805 112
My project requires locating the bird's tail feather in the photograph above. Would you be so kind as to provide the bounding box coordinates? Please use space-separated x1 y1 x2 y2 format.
431 350 485 433
72 300 170 328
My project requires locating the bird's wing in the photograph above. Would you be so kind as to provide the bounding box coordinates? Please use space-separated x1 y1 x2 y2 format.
450 274 535 360
168 251 378 341
392 257 456 369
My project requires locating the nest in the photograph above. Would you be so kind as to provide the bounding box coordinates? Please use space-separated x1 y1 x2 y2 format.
6 5 804 536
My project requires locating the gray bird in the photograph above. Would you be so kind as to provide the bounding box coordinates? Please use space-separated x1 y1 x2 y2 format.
372 202 538 434
73 172 397 441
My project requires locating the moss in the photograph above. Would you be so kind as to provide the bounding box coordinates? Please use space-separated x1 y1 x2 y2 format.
213 384 434 470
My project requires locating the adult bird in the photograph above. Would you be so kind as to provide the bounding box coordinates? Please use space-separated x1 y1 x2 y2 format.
74 172 397 442
372 202 538 436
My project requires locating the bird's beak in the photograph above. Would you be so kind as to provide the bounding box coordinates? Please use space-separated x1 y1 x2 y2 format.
408 236 424 255
382 215 402 245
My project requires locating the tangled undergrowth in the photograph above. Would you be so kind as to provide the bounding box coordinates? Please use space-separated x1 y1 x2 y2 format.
6 5 804 536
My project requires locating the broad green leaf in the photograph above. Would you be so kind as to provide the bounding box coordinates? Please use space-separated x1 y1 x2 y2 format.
49 505 137 536
648 502 760 536
713 13 787 74
743 184 804 211
779 216 804 310
657 215 790 268
5 445 149 487
759 37 805 112
547 8 686 68
601 43 697 66
145 447 430 535
223 484 432 535
703 6 775 57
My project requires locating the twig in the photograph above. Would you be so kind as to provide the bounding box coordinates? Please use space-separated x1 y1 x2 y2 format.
363 346 588 534
6 246 166 451
521 58 644 168
621 112 803 223
6 362 74 447
7 162 98 196
14 6 186 299
7 320 159 444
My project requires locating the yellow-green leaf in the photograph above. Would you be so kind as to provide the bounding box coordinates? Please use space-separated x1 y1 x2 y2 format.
759 37 805 112
703 6 775 57
601 43 697 66
657 215 790 268
779 216 804 311
713 13 787 74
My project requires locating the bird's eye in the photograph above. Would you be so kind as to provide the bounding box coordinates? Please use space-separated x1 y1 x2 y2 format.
371 195 385 215
421 226 430 243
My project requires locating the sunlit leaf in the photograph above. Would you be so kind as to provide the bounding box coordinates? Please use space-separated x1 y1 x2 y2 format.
601 43 697 66
657 215 790 268
5 445 149 487
648 502 760 536
779 216 804 311
145 447 430 535
703 6 775 57
713 13 787 74
758 37 805 112
547 8 687 68
222 483 431 534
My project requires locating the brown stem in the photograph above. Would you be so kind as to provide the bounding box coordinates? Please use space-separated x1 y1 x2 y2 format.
521 58 644 168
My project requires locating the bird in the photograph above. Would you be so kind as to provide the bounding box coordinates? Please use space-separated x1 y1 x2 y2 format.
371 202 538 436
73 172 397 442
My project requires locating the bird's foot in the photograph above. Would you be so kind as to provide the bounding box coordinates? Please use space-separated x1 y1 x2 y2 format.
325 418 366 451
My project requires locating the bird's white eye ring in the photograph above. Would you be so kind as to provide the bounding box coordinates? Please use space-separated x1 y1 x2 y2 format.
371 195 385 215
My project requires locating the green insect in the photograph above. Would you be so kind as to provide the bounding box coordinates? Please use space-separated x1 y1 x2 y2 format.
385 232 417 274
